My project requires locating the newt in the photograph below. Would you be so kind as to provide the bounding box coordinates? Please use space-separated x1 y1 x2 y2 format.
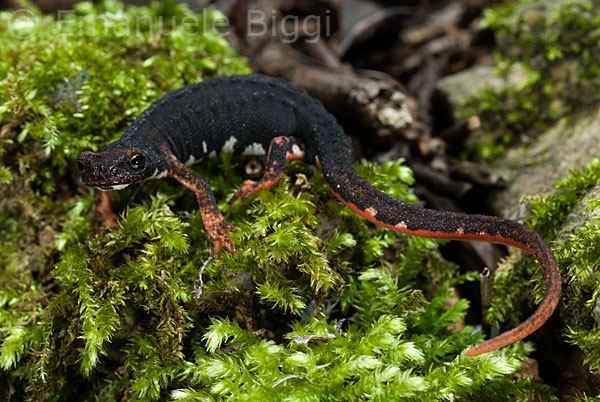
77 74 561 357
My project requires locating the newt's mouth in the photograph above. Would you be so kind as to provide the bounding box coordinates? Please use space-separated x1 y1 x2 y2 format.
83 173 146 190
84 179 138 191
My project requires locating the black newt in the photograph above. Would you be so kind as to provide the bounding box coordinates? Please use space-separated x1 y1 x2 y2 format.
77 74 561 357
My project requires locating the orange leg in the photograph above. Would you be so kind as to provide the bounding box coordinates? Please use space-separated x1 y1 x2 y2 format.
92 189 120 235
167 153 236 255
229 136 301 204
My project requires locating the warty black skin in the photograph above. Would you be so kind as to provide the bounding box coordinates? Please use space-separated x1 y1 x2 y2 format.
77 73 560 357
79 74 345 190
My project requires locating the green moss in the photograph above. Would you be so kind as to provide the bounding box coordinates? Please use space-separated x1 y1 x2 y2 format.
0 0 247 185
576 397 600 402
0 0 561 399
5 147 555 399
560 208 600 371
527 159 600 237
485 159 600 372
0 0 249 379
1 136 561 399
463 0 600 159
169 269 556 402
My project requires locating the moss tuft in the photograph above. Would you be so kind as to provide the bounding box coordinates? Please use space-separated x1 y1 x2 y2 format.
486 159 600 373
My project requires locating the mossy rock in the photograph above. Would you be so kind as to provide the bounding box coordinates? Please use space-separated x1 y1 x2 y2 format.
437 0 600 161
438 0 600 390
0 1 567 401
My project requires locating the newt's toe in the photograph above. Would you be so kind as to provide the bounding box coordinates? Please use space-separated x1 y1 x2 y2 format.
221 236 236 255
212 233 236 255
206 217 237 255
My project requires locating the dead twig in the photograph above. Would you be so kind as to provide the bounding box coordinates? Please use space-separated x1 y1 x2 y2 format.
334 6 414 58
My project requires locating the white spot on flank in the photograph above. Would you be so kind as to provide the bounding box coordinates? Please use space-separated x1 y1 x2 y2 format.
242 142 267 156
479 231 486 236
208 151 217 159
151 169 168 179
456 227 465 235
396 221 407 229
365 207 377 217
221 136 238 153
291 144 304 156
202 141 208 154
185 155 196 166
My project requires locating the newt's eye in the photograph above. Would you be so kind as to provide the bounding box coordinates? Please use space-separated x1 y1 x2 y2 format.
129 154 145 170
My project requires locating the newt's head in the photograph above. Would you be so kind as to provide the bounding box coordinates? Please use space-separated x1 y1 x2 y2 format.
78 147 164 190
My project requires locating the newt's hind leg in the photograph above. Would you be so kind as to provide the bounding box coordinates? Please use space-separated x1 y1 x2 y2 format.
229 136 301 204
167 153 237 255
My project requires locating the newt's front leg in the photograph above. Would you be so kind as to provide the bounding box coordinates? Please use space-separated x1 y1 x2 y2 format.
92 189 120 235
166 153 236 255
